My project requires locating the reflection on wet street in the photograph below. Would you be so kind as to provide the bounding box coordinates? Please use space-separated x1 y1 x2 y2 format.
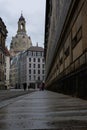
0 91 87 129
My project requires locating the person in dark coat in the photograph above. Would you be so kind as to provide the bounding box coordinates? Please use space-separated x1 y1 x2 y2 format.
39 82 45 91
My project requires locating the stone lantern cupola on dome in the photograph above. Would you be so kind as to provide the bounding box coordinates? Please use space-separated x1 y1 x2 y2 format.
10 13 32 57
17 13 26 35
19 13 25 21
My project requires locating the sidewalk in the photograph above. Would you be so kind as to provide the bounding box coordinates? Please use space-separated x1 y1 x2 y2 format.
0 90 87 129
0 89 35 102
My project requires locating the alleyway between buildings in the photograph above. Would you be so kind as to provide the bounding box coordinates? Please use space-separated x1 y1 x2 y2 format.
0 90 87 129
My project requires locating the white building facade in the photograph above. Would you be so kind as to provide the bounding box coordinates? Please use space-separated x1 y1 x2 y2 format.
19 46 45 89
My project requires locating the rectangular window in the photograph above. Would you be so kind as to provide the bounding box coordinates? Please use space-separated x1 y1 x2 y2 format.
77 27 82 43
33 70 36 74
29 70 31 74
42 70 44 74
28 51 32 56
72 26 82 49
29 58 31 62
64 47 69 57
29 76 31 80
38 58 40 62
37 52 41 56
72 36 77 48
38 64 40 68
43 76 44 80
38 70 40 74
38 76 40 80
34 75 36 80
33 58 36 62
33 52 36 56
36 52 38 56
33 64 35 68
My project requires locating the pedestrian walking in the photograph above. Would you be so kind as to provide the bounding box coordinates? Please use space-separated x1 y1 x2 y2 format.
39 82 45 91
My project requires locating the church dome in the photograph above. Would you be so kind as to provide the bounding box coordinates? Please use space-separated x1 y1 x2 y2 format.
10 14 32 56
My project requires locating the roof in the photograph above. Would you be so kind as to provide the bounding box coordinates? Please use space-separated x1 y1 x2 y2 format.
28 46 44 52
19 13 25 21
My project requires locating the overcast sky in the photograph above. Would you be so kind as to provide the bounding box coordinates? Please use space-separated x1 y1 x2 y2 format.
0 0 46 49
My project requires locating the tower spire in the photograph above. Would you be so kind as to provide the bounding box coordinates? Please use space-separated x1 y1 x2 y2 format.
21 10 23 16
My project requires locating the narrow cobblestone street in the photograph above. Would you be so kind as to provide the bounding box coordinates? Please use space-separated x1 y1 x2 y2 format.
0 90 87 129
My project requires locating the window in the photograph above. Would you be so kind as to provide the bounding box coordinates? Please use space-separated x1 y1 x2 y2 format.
42 58 44 62
72 36 77 48
29 70 31 74
42 64 44 68
36 52 38 56
33 64 35 68
33 58 36 62
37 52 41 56
64 47 69 57
38 64 40 68
38 70 40 74
29 64 31 68
38 58 40 62
43 76 44 80
42 70 44 74
21 23 24 30
33 70 36 74
29 58 31 62
28 51 32 56
33 52 36 56
38 76 40 80
77 27 82 42
72 26 82 49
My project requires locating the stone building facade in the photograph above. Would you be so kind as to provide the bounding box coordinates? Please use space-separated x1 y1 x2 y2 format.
0 18 8 89
19 46 45 89
10 14 32 57
10 55 19 88
10 45 45 89
44 0 87 98
4 47 10 89
10 14 32 88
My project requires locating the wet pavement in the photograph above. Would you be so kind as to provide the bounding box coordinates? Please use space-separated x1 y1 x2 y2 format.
0 89 34 102
0 90 87 129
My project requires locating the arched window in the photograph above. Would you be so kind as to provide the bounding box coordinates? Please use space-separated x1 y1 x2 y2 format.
20 23 24 30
